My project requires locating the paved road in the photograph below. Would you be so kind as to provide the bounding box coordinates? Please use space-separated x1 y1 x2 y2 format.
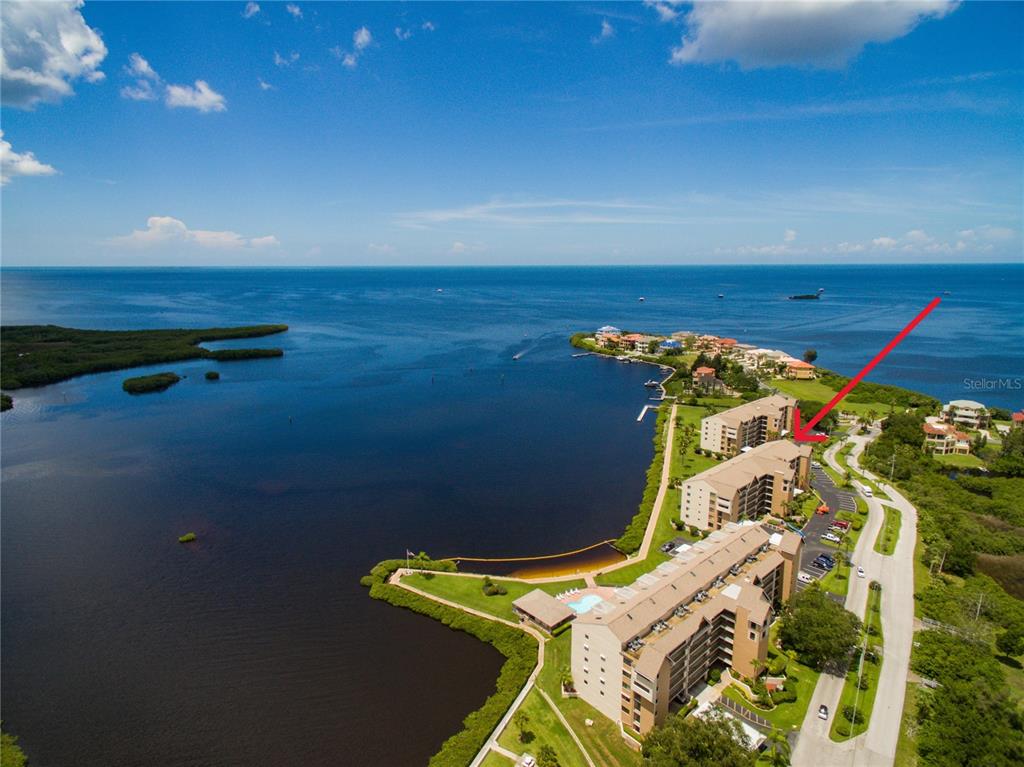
792 430 919 767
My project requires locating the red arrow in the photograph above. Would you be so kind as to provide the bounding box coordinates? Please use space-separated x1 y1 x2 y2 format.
792 296 942 443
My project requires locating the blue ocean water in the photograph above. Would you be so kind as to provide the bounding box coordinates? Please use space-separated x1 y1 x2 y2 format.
1 264 1021 766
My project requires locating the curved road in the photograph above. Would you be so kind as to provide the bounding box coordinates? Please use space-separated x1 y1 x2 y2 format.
792 428 919 767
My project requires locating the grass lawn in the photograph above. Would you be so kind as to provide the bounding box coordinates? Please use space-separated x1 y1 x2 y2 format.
894 682 920 767
401 572 585 622
770 379 893 416
874 507 902 555
480 750 516 767
720 625 821 732
830 586 884 741
932 452 986 469
998 653 1024 706
537 632 642 767
498 687 589 767
912 532 931 619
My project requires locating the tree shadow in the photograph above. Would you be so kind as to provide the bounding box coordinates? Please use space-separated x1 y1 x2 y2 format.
996 654 1023 670
518 729 536 744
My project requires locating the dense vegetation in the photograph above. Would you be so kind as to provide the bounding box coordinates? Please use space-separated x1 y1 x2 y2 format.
0 730 28 767
816 369 939 411
122 372 180 394
778 586 861 671
361 554 538 767
1 394 11 412
614 405 669 553
642 708 755 767
1 324 288 389
910 630 1024 766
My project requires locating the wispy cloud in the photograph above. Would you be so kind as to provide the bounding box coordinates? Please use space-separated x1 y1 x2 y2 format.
592 19 615 45
243 2 260 20
585 92 1014 131
274 50 299 67
285 3 302 20
120 52 226 112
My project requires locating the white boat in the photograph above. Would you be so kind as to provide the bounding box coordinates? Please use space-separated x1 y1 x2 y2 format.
644 380 660 388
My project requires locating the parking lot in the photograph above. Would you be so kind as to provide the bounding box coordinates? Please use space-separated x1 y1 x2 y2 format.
795 465 857 600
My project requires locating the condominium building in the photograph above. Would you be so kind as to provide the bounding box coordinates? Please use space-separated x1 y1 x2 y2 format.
681 440 811 531
699 395 796 455
571 522 801 736
941 399 990 429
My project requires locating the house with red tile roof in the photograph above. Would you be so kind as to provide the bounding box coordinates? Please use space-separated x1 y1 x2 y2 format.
784 359 816 380
922 422 971 455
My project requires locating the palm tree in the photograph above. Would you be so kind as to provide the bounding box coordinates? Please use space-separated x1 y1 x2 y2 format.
765 727 792 766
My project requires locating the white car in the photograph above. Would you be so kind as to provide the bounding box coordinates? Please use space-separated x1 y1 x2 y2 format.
823 533 842 543
798 571 815 584
818 705 829 720
857 567 866 578
521 757 536 767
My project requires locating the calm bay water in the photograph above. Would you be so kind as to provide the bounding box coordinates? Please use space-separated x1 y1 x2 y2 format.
1 265 1021 766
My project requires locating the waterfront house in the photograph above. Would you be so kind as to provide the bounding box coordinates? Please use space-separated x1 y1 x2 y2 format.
681 440 812 531
595 332 622 349
512 589 575 633
1013 411 1024 429
700 395 796 455
922 423 971 455
619 333 647 351
571 522 801 736
941 399 990 429
784 359 816 380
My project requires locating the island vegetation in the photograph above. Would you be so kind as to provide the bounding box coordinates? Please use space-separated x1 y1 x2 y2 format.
0 324 287 390
205 371 220 381
1 394 11 412
122 372 180 394
178 532 197 543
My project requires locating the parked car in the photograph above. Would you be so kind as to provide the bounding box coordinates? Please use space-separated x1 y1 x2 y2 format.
818 705 829 720
816 504 830 515
857 567 866 578
798 571 815 584
823 533 842 543
812 460 822 468
522 756 536 767
813 558 835 571
833 520 850 530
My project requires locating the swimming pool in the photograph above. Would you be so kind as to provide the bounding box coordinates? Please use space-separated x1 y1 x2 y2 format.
568 594 603 614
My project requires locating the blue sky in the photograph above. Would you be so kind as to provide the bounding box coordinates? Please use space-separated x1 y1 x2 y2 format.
1 1 1021 265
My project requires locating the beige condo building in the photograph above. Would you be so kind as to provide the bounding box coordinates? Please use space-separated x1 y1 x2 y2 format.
699 394 795 455
681 440 811 531
571 522 801 736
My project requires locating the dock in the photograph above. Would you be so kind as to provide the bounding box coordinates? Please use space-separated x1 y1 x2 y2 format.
637 404 656 422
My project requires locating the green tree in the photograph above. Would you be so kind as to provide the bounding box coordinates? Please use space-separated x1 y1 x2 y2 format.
765 727 791 767
642 708 756 767
996 627 1024 658
1 730 28 767
803 349 818 364
779 587 861 671
537 743 560 767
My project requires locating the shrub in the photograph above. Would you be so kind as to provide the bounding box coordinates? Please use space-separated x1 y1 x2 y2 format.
707 668 722 684
482 576 508 596
178 532 197 543
769 688 797 705
767 655 788 676
835 723 852 737
857 675 870 690
843 704 864 724
205 370 220 380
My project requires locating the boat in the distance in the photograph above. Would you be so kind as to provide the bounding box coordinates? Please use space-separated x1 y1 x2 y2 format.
717 293 725 299
788 293 820 300
638 296 646 302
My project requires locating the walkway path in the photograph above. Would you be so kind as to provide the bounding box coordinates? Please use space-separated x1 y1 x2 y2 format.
792 428 919 767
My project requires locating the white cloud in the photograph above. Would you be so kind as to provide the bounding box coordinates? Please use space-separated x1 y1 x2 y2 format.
422 21 436 32
285 3 302 20
872 236 899 249
1 0 107 108
126 52 158 81
354 27 372 51
592 19 615 44
120 80 157 101
112 216 278 250
165 80 226 112
274 50 300 67
783 228 797 243
670 1 958 70
395 27 413 41
645 1 681 23
450 241 467 254
257 77 275 91
0 130 58 185
243 2 260 19
342 52 358 69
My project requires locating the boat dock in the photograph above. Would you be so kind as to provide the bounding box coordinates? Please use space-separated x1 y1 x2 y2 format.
637 404 656 422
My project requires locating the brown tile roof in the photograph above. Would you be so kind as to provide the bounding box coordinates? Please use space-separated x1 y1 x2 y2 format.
512 589 574 627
